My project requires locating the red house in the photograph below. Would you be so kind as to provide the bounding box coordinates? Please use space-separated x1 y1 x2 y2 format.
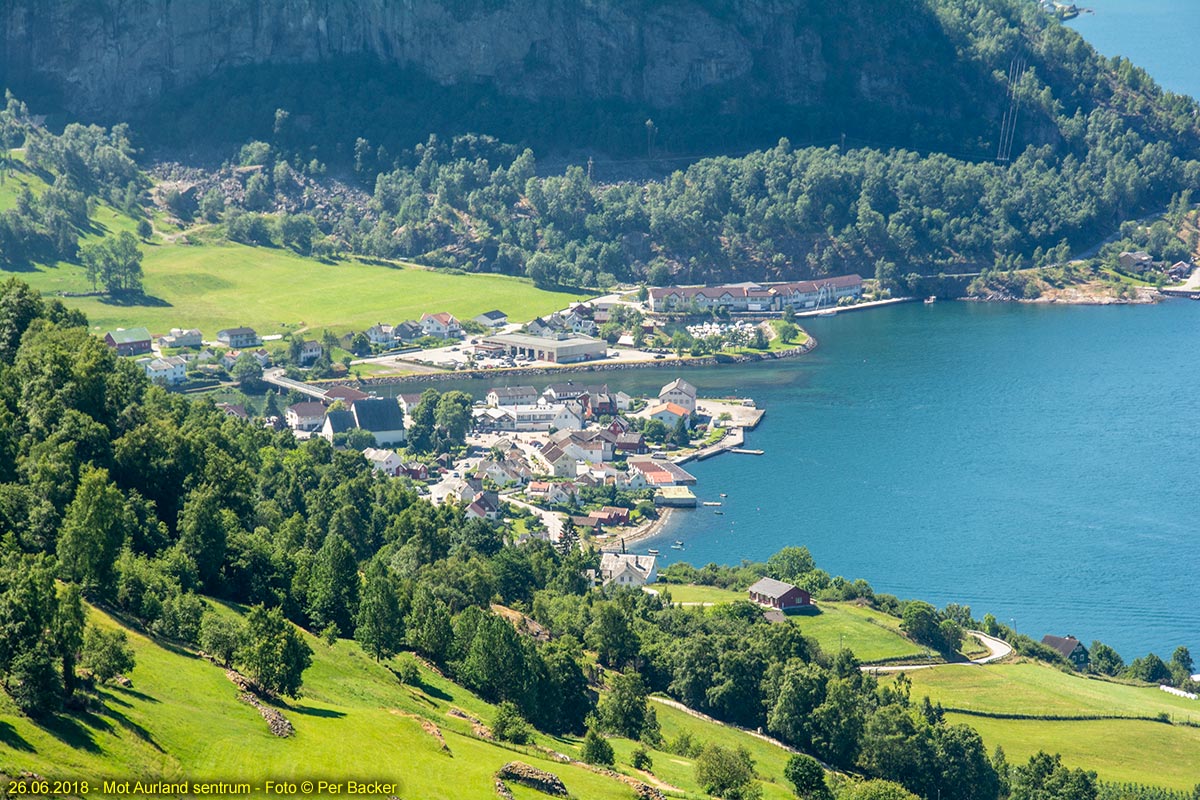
747 578 812 610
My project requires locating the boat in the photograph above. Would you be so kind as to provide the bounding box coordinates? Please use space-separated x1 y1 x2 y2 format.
719 493 728 498
816 309 837 317
924 295 937 304
647 548 660 556
714 510 724 516
670 541 684 550
702 501 722 507
673 540 683 546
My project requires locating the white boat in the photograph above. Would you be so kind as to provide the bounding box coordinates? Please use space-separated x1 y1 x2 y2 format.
702 501 723 507
924 296 937 304
647 548 660 556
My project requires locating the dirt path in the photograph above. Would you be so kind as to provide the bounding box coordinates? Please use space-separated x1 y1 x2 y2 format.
862 630 1013 674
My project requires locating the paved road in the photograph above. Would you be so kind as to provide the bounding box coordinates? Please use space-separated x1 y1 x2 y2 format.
862 630 1013 673
503 493 564 543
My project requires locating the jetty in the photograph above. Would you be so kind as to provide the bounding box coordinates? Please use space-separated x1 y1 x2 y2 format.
730 448 764 455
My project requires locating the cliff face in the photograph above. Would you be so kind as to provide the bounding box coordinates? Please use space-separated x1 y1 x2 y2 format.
1 0 974 122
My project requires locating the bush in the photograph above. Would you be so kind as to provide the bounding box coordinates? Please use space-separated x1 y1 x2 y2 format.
394 653 420 685
8 643 62 716
493 701 533 744
200 612 246 667
695 743 760 800
630 746 652 771
581 728 614 765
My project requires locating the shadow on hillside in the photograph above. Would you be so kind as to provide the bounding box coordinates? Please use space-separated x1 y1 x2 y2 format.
0 720 34 752
112 684 160 704
285 704 346 719
35 709 106 753
95 692 164 752
98 292 172 308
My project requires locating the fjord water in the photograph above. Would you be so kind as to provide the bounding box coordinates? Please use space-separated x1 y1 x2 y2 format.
636 301 1200 659
1066 0 1200 100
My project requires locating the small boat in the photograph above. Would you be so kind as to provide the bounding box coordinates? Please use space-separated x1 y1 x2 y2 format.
924 296 937 304
670 541 684 550
702 501 722 507
647 548 660 556
719 493 728 498
714 510 724 516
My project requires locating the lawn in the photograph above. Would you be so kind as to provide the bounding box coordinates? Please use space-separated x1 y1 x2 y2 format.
793 602 926 663
651 583 745 604
0 603 642 800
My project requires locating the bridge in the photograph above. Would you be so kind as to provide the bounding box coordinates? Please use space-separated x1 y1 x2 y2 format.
262 368 328 400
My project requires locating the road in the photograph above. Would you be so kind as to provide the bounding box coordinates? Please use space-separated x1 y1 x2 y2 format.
503 493 564 543
862 630 1013 674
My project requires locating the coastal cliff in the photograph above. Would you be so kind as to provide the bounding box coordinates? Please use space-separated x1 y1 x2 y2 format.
2 0 986 138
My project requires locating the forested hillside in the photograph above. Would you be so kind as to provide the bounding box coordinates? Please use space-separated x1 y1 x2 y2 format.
5 0 1200 287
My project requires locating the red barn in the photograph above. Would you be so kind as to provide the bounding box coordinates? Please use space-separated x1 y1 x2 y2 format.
747 577 812 610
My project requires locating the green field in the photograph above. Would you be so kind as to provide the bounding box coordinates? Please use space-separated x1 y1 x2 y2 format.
652 583 745 604
794 602 927 663
886 662 1200 789
1 160 590 337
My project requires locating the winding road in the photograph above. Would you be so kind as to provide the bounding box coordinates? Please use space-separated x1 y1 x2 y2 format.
861 630 1013 673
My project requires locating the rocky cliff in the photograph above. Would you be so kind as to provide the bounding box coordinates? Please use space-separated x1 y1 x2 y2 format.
2 0 983 130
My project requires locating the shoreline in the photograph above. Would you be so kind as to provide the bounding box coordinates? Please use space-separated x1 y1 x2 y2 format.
598 508 676 552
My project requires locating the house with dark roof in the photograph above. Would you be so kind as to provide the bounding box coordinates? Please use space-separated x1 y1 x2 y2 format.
320 410 356 441
473 310 508 328
1042 635 1089 669
349 398 406 446
747 577 812 610
104 327 152 356
217 327 260 348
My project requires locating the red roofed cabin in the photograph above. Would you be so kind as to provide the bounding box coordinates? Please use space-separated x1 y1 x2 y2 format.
747 578 812 611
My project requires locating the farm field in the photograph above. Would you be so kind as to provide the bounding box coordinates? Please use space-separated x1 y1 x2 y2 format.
885 661 1200 789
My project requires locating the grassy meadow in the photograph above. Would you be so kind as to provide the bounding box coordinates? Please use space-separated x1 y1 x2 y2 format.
1 156 590 338
885 662 1200 789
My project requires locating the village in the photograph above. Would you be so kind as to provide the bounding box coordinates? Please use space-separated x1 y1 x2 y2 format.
274 374 765 588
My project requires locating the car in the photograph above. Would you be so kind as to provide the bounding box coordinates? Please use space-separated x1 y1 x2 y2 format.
654 354 665 359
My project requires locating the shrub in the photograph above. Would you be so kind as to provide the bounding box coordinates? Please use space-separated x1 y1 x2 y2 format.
82 626 136 683
493 701 532 745
581 728 614 765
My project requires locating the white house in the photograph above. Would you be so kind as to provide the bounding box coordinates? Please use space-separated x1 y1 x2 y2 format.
552 400 587 431
486 386 538 406
420 312 462 339
537 444 578 478
362 447 404 476
647 402 689 428
615 391 634 411
286 401 327 432
658 378 697 414
158 328 203 348
599 553 657 587
139 356 187 386
349 398 407 447
473 310 508 328
217 327 259 348
298 340 324 365
365 323 396 345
